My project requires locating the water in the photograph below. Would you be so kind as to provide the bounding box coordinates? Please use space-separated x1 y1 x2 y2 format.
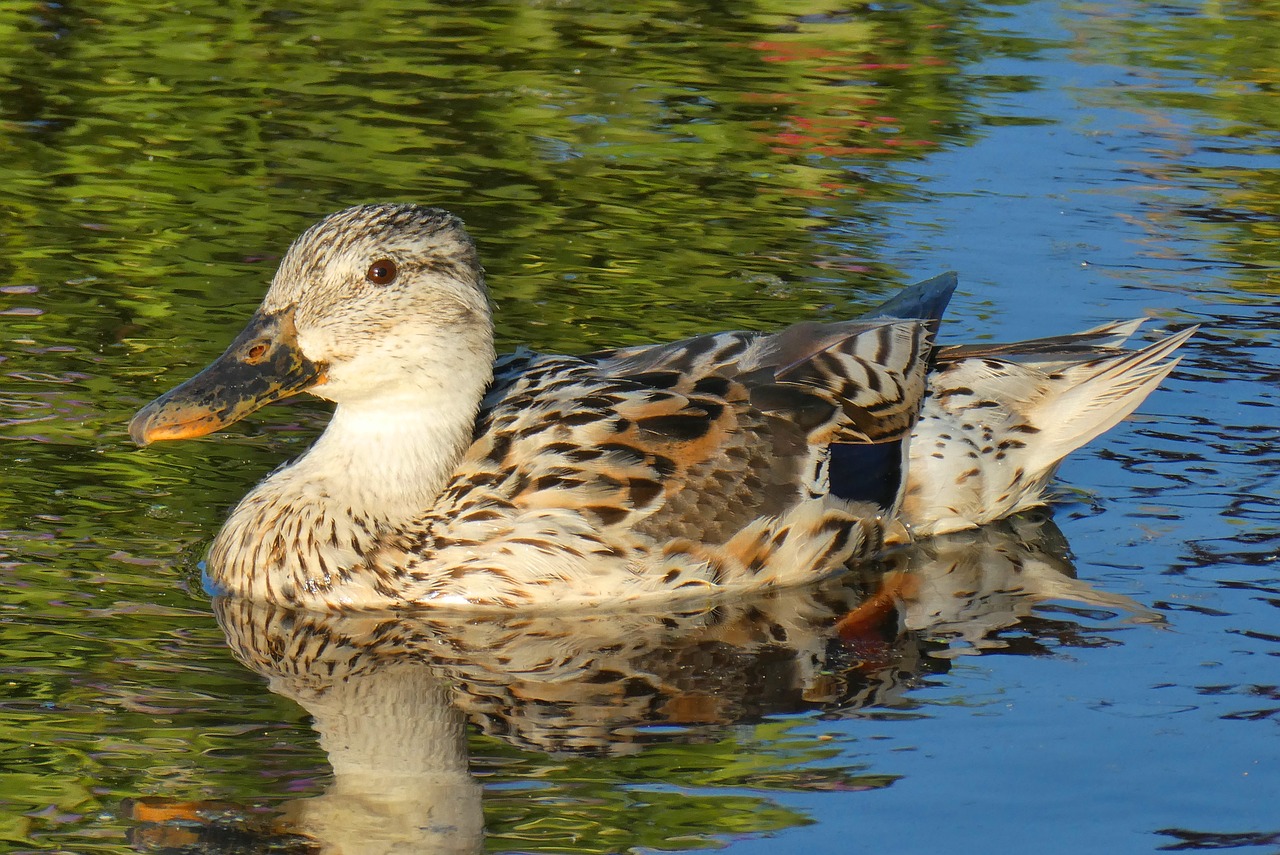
0 0 1276 852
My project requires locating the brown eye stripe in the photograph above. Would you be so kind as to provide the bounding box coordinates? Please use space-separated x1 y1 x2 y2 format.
366 258 398 285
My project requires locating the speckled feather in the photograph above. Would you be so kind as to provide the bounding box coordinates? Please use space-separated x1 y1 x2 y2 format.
137 204 1194 611
370 317 930 608
902 322 1196 536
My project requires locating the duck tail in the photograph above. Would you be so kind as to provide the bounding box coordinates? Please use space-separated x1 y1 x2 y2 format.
1016 325 1196 472
901 324 1197 536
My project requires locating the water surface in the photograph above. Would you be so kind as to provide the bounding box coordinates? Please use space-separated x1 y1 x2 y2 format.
0 1 1276 853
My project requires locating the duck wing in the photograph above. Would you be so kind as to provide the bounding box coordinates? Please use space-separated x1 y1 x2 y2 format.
459 316 933 542
389 317 933 606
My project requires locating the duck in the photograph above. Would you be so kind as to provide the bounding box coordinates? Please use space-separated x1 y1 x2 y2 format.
129 203 1195 611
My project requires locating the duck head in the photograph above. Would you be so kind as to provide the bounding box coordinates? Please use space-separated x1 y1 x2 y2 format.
129 204 493 445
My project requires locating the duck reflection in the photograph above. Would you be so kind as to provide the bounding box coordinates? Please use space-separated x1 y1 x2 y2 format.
127 513 1157 854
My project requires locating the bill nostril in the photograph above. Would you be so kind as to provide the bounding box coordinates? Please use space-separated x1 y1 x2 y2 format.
246 342 269 362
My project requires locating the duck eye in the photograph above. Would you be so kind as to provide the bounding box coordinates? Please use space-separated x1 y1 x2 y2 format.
366 259 398 285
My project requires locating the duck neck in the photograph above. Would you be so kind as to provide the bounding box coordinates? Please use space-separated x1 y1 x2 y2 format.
295 391 481 524
208 372 492 606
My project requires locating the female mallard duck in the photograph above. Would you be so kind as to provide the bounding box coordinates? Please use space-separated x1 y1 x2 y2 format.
130 204 1193 611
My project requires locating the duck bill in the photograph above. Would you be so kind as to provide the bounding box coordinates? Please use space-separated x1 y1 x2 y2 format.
129 306 325 446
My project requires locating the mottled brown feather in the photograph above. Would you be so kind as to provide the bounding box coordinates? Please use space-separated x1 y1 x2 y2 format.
168 206 1192 611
